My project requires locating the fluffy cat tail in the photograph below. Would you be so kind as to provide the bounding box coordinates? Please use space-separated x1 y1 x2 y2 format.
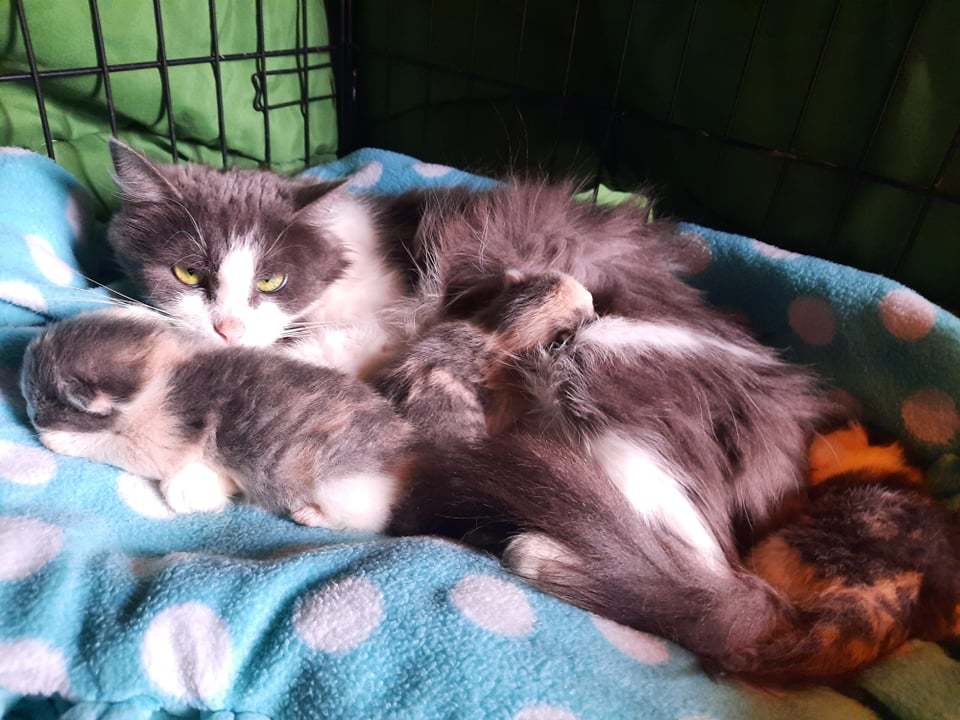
392 435 794 678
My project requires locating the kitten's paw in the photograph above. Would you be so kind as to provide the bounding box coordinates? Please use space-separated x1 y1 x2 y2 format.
502 532 579 583
290 505 330 527
493 272 595 354
162 461 234 514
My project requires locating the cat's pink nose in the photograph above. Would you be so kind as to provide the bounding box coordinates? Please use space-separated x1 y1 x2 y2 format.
214 317 245 344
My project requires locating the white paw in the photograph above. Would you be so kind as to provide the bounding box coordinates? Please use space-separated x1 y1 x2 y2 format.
161 461 233 514
502 532 576 582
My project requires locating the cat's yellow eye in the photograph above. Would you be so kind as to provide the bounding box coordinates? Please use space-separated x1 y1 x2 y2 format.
172 264 204 287
256 273 287 293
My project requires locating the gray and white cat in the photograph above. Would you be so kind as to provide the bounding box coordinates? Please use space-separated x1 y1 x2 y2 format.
100 144 848 680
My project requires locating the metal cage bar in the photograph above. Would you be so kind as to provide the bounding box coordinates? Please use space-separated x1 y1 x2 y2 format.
546 0 582 173
12 0 55 158
254 0 272 166
758 0 844 235
207 0 230 168
151 0 179 161
88 0 118 137
417 0 436 150
298 0 312 165
825 0 930 245
594 0 638 202
668 0 699 123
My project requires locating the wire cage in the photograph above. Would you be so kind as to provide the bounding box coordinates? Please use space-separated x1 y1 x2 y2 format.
2 0 959 309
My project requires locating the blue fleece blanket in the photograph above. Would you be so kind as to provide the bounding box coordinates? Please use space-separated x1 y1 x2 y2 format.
0 146 958 720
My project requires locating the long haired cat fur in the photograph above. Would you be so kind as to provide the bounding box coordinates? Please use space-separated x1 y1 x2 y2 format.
94 143 952 684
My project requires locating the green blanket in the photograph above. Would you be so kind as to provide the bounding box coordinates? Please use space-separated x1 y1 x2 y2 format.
0 0 337 216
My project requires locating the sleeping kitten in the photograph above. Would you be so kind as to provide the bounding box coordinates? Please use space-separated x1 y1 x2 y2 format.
20 308 413 528
741 424 960 683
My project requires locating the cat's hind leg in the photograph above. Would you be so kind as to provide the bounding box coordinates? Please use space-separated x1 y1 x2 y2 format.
291 470 398 532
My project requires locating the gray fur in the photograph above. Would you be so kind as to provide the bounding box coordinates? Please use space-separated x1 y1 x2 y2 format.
21 309 412 524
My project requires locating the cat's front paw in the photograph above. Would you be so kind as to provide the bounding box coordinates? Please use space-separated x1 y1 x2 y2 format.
161 461 234 514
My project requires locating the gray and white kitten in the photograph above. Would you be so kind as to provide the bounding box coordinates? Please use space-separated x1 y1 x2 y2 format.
20 308 412 527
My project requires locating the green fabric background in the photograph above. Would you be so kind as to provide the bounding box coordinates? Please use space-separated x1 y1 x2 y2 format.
0 0 337 216
351 0 960 309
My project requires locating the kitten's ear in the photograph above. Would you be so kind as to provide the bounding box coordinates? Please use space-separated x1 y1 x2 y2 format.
290 178 349 215
109 139 180 203
61 378 114 417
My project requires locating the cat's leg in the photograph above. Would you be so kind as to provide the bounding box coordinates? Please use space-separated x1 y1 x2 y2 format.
160 459 237 514
289 470 399 532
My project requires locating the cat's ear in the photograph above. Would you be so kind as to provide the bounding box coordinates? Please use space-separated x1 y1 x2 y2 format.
290 178 349 214
61 378 114 417
109 139 180 203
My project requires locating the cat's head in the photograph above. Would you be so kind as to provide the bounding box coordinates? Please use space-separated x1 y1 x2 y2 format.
20 310 163 437
107 140 351 346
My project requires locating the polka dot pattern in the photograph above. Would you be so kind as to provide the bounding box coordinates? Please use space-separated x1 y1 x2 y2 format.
141 602 233 702
901 389 960 445
0 440 58 485
514 704 578 720
592 616 670 664
0 638 70 695
347 161 383 189
788 296 836 346
0 516 63 580
294 576 384 653
412 162 453 178
450 574 535 637
25 234 75 286
0 280 46 313
880 288 936 342
752 239 800 260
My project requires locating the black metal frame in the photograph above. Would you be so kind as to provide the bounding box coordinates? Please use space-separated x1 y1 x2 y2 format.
3 0 353 169
358 0 959 280
3 0 959 282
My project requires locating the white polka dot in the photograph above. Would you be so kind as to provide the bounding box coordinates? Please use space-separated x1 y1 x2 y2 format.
347 161 383 189
753 239 800 260
412 162 453 178
0 440 58 485
676 231 711 274
293 576 384 653
901 389 960 446
592 616 670 664
0 516 64 580
25 234 75 286
0 280 46 313
66 189 92 246
116 473 174 519
788 296 836 346
514 704 578 720
0 147 35 156
879 288 937 342
0 638 70 695
450 574 535 637
141 602 232 703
